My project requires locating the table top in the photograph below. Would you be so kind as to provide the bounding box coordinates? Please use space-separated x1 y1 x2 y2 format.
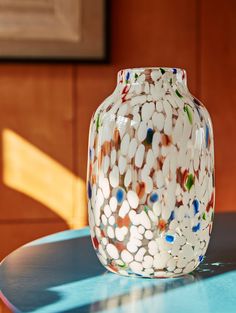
0 213 236 313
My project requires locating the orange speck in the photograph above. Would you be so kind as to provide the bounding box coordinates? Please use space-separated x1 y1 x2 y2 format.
158 219 166 231
176 168 189 190
92 175 96 184
176 200 183 207
182 169 189 185
116 242 126 251
102 141 111 156
113 128 121 149
94 136 98 150
97 150 103 168
162 134 172 146
206 192 214 212
136 182 145 199
150 168 155 177
117 215 130 228
89 163 93 177
158 156 164 170
92 236 99 249
194 169 199 179
109 262 118 272
122 85 129 94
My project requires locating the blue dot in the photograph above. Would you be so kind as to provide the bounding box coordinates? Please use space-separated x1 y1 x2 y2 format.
199 255 204 263
88 182 92 199
192 223 200 232
192 199 199 215
146 128 154 144
173 68 177 74
89 148 92 159
196 106 201 118
150 193 158 203
169 211 175 221
165 235 174 243
116 189 124 203
205 124 210 148
125 71 130 81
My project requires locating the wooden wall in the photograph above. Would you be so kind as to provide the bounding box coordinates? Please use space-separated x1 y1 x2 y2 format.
0 0 235 261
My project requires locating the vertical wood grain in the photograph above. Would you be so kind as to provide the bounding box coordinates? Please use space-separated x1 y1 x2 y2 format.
0 64 74 221
0 64 76 258
0 221 68 260
200 0 236 212
111 0 198 94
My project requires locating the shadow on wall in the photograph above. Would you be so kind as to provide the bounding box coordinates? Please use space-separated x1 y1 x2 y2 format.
2 129 87 229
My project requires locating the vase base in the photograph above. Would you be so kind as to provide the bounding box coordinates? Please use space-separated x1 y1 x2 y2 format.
102 262 200 279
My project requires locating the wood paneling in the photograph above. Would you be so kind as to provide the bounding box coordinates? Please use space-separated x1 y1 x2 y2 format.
111 0 198 93
200 0 236 212
0 64 74 221
0 221 67 260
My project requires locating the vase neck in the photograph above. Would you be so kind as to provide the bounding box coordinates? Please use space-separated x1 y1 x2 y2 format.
117 67 187 89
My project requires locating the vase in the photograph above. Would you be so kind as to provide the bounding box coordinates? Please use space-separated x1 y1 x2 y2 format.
87 67 215 278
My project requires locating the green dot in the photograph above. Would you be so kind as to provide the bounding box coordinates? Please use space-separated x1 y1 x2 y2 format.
211 212 214 221
117 261 126 268
175 90 183 98
184 104 193 124
186 174 194 191
96 113 100 132
160 68 166 75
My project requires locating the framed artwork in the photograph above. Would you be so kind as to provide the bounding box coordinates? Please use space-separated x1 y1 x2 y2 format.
0 0 109 62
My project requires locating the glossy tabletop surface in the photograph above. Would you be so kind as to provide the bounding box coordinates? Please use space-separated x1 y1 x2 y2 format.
0 213 236 313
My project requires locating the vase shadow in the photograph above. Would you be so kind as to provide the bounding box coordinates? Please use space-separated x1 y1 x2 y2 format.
1 213 235 313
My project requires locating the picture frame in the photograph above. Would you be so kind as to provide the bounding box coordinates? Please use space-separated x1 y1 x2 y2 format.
0 0 109 62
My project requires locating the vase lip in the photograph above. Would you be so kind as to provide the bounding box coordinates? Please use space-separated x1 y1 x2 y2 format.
119 66 186 72
117 67 187 85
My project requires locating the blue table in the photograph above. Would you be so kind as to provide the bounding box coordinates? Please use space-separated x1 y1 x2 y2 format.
0 213 236 313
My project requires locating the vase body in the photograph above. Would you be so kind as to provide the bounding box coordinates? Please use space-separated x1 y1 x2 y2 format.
87 67 215 278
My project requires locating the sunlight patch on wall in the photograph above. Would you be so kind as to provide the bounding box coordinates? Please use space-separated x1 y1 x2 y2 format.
2 129 87 229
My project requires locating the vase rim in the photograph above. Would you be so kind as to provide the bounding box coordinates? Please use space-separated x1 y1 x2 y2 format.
118 67 186 72
117 67 187 86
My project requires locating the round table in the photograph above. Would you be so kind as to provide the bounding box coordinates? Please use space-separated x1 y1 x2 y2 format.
1 214 236 313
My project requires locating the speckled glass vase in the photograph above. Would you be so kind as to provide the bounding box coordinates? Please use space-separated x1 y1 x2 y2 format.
87 67 215 278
